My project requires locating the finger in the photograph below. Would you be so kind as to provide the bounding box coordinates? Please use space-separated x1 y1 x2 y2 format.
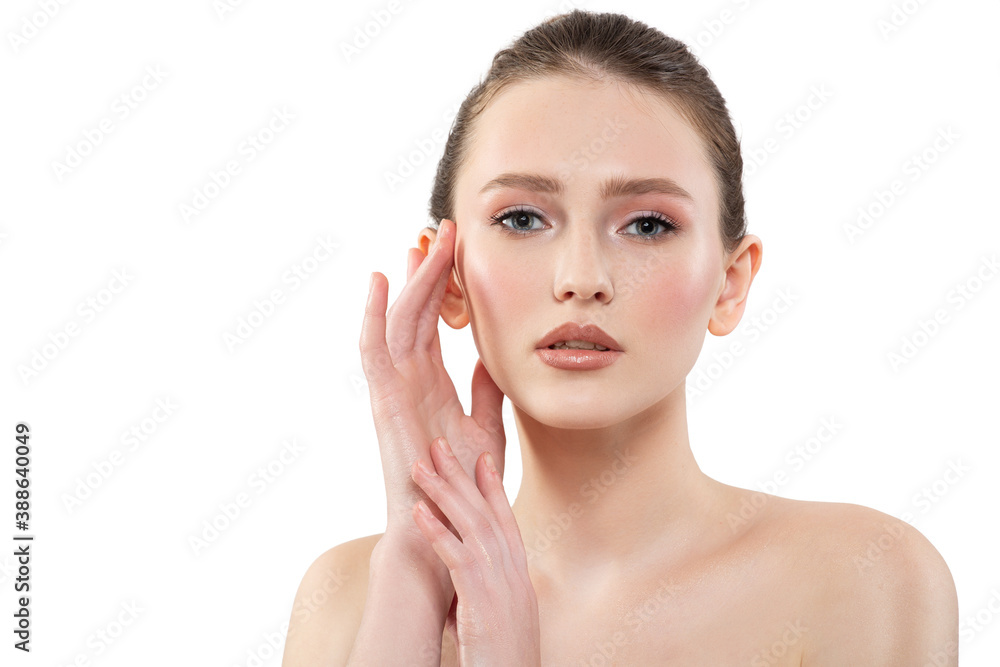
413 500 482 595
413 247 453 350
470 359 506 465
413 499 505 611
406 246 422 281
414 438 496 524
413 221 455 350
444 595 459 653
385 218 455 353
412 439 507 558
427 323 444 365
476 451 528 575
358 272 393 386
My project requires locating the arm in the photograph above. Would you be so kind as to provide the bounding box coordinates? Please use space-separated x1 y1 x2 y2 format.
410 438 542 665
347 533 454 666
285 218 507 664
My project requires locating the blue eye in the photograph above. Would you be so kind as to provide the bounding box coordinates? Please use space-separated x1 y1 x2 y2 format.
623 213 678 240
488 208 680 239
490 207 545 235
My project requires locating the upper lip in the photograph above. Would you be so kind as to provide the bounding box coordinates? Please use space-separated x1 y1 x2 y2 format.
536 322 622 352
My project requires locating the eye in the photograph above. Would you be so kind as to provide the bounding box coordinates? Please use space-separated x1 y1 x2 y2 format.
622 212 679 240
489 207 546 235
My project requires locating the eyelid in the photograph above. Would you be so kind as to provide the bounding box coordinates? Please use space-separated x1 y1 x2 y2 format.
624 209 681 229
490 204 546 221
488 205 549 234
489 205 680 236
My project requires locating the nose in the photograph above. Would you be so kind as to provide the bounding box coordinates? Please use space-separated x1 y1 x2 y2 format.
552 225 614 303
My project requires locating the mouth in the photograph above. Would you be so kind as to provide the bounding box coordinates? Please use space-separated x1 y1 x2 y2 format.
536 322 622 352
547 340 610 351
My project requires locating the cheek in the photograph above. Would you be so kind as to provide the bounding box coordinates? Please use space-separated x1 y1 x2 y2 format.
457 244 538 358
631 254 718 346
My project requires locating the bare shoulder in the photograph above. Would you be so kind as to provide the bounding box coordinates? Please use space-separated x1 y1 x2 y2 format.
750 495 959 665
281 532 384 667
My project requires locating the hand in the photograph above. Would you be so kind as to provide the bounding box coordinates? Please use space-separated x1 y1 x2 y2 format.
359 219 507 561
411 436 541 666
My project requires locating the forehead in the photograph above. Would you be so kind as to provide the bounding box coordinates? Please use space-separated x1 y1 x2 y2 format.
457 75 718 217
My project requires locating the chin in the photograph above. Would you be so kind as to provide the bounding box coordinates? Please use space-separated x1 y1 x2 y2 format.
511 384 656 431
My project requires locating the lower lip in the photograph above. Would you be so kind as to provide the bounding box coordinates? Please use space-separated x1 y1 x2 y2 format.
535 348 621 370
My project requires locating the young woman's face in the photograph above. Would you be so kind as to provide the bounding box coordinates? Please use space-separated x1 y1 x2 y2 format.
450 75 729 429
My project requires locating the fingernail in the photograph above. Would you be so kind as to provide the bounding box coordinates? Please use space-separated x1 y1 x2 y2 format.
485 452 497 474
417 459 435 477
416 501 433 518
437 437 454 457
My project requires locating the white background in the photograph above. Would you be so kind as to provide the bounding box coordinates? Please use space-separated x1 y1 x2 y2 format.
2 0 998 664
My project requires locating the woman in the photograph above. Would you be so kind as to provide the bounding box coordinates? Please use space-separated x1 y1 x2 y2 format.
283 10 958 665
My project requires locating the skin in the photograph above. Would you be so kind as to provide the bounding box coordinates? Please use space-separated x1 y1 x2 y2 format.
282 75 959 665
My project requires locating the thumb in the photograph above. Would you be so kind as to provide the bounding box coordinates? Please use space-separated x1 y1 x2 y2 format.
470 357 505 442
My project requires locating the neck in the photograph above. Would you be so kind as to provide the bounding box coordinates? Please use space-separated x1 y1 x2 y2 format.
510 382 727 583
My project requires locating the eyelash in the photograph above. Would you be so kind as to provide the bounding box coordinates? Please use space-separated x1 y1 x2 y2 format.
488 206 679 241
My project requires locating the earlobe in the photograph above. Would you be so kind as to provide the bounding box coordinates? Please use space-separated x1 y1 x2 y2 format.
416 223 470 330
441 288 470 329
708 235 763 336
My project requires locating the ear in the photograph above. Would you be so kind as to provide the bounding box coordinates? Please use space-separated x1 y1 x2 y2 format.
708 234 763 336
417 221 469 329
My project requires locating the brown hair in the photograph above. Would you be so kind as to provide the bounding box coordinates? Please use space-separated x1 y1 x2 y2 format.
427 9 747 255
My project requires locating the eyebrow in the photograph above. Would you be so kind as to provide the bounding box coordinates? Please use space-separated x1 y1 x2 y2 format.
477 171 694 202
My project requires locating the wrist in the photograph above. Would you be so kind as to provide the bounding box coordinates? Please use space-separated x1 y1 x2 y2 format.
371 530 454 605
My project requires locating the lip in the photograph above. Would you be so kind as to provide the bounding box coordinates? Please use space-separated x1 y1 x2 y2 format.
535 347 621 370
534 322 622 371
536 322 622 352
